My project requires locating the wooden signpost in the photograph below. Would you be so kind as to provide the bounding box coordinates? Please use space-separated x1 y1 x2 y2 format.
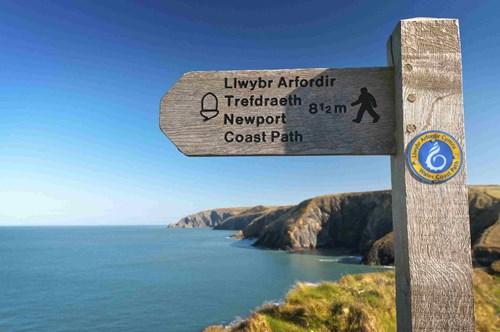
160 18 475 331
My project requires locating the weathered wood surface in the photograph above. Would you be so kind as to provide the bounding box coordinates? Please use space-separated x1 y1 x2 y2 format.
160 67 395 156
388 18 475 331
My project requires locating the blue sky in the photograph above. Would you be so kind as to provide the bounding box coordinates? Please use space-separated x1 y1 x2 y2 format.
1 0 499 225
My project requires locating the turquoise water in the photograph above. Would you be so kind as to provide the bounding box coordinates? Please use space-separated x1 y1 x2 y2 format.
0 227 385 331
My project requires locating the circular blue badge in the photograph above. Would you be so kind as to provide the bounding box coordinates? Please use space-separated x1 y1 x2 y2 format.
407 130 463 184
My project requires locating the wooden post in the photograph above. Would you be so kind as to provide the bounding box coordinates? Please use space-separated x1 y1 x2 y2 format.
388 18 475 331
161 16 476 331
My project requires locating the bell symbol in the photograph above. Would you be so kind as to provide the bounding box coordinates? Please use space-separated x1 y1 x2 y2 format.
200 92 219 122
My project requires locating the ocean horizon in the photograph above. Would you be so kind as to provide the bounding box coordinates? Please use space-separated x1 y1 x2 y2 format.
0 226 384 331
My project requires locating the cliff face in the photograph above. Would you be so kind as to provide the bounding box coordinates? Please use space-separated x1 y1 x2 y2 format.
473 214 500 265
252 191 392 253
241 206 293 238
470 186 500 265
168 208 249 228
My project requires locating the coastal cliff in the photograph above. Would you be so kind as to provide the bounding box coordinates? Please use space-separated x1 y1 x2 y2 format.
170 185 500 266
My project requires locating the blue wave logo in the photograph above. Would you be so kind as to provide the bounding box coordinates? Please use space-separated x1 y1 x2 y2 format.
425 142 447 171
419 140 453 173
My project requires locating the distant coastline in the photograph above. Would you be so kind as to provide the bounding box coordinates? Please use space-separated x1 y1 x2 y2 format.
169 185 500 268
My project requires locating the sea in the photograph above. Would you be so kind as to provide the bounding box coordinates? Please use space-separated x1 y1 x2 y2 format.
0 226 386 332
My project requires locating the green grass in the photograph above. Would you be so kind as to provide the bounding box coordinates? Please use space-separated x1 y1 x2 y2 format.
205 269 499 332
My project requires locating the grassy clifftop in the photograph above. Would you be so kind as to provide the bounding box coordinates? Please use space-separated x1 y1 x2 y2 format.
205 269 499 332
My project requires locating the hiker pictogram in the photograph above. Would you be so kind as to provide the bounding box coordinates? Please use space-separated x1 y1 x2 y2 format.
351 87 380 123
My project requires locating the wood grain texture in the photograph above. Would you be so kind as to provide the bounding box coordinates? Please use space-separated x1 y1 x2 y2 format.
160 67 395 156
388 18 475 331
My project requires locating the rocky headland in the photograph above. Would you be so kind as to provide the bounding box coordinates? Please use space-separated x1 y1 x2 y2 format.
168 207 250 228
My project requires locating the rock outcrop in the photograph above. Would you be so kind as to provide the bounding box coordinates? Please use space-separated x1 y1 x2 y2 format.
361 232 394 265
473 214 500 265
